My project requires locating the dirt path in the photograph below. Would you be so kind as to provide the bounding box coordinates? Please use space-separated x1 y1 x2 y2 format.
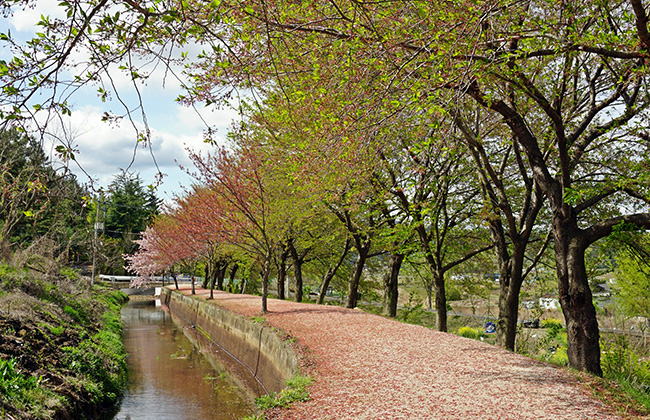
170 286 620 420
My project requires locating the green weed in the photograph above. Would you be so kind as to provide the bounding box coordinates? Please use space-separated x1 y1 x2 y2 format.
62 328 127 404
0 358 61 415
58 267 79 281
601 335 650 411
541 318 564 329
63 305 81 322
47 324 64 336
255 375 313 411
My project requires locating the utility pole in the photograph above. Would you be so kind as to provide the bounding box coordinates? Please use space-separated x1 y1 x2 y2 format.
91 197 104 285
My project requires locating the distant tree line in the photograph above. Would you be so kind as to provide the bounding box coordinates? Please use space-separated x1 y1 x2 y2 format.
0 128 159 275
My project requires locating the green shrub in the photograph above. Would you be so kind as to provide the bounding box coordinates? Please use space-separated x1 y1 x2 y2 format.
0 263 23 290
458 326 478 339
527 323 568 366
601 335 650 411
97 291 128 333
602 336 650 384
63 305 81 322
445 283 462 301
0 358 40 400
541 318 564 330
397 301 436 327
548 346 568 366
58 267 79 281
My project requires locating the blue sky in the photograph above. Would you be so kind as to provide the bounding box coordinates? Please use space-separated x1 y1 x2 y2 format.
1 0 239 202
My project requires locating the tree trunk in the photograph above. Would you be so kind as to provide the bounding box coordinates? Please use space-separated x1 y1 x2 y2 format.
382 253 404 317
433 269 447 332
294 259 304 303
317 267 335 305
422 250 447 332
203 262 210 289
239 278 246 294
495 242 525 350
261 250 272 313
554 216 602 376
346 245 369 309
496 271 521 350
209 265 216 299
229 263 239 293
277 261 286 299
216 262 227 291
288 243 306 303
277 247 289 300
317 238 351 305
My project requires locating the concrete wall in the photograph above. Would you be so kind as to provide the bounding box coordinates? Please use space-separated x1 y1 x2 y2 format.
160 288 298 395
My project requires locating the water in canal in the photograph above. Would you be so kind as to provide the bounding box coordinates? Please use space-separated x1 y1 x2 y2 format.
108 300 256 420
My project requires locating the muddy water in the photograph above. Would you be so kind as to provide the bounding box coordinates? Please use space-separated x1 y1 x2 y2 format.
109 300 255 420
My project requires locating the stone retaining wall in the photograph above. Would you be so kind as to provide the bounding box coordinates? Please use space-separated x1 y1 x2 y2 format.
160 288 298 395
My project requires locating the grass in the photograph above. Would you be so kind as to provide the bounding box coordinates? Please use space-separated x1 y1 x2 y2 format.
0 358 59 414
0 263 129 418
250 316 267 324
575 370 650 419
243 375 314 420
599 335 650 416
256 375 313 409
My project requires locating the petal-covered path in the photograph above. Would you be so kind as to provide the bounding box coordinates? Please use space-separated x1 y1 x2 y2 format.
169 286 620 420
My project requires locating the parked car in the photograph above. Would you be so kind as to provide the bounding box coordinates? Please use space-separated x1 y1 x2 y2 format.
523 319 540 328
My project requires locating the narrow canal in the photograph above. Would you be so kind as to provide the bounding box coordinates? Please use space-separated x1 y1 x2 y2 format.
108 300 256 420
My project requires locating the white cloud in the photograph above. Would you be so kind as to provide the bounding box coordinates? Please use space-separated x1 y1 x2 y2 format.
42 100 237 198
8 0 64 33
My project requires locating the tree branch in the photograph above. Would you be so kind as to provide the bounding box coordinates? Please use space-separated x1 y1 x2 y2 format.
631 0 650 54
583 213 650 245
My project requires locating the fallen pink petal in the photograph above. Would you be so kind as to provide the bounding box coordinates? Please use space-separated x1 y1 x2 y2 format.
171 285 622 420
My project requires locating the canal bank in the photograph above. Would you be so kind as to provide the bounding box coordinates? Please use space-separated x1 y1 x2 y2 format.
160 287 299 397
0 270 129 420
108 300 255 420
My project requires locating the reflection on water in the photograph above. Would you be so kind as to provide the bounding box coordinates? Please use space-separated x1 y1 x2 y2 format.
110 300 255 420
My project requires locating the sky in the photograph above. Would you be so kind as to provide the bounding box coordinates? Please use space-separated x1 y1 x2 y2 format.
1 1 240 203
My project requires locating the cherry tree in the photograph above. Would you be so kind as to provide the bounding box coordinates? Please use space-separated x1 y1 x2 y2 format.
124 218 186 290
189 141 279 312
